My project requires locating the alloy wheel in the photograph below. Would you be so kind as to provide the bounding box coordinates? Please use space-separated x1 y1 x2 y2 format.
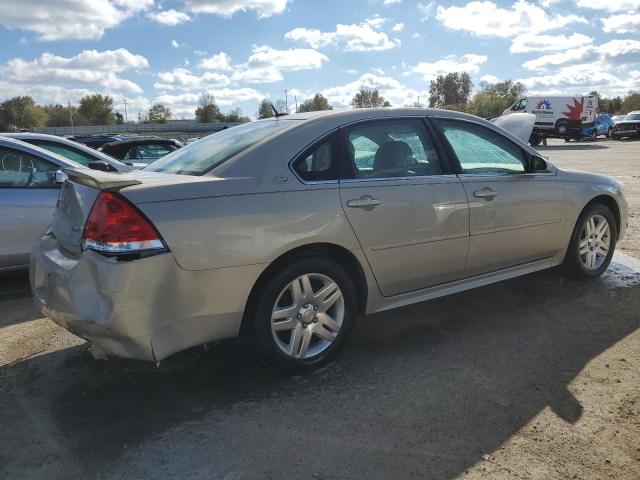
579 214 611 270
270 273 344 359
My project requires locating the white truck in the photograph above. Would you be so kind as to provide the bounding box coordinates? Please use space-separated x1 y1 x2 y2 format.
503 95 597 145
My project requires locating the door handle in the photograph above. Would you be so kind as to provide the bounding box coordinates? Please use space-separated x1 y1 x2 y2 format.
473 188 498 201
346 196 381 210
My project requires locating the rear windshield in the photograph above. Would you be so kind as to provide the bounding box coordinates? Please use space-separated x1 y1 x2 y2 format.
624 113 640 121
144 120 295 175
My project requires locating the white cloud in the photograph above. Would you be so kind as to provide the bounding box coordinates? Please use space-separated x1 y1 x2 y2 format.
183 0 288 17
436 0 587 38
575 0 640 13
154 68 231 91
480 74 500 84
602 13 640 33
285 20 401 51
523 39 640 71
321 73 422 108
0 0 153 41
392 22 405 32
518 64 636 96
153 88 264 116
409 54 488 80
418 2 436 20
148 9 191 26
383 0 402 4
171 40 181 48
198 52 233 70
2 49 148 94
510 33 593 53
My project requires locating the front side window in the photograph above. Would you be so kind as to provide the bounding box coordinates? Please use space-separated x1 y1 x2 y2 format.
0 148 58 188
27 141 93 166
436 119 527 174
291 133 339 182
512 99 527 111
146 120 296 175
344 119 443 179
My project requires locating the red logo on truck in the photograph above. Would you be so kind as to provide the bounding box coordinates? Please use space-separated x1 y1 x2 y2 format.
562 98 584 120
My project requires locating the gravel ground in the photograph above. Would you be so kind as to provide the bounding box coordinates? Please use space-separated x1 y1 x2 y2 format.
0 138 639 480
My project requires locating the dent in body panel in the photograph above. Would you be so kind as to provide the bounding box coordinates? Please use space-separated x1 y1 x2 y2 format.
139 186 360 271
32 236 267 361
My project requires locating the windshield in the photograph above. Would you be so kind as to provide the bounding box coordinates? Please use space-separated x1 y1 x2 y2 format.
624 113 640 121
144 120 295 175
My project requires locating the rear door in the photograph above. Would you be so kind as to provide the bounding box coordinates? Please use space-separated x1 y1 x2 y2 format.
433 117 566 277
0 147 61 269
338 118 469 297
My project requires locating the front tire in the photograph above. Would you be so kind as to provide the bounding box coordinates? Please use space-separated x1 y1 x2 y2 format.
254 257 357 372
563 203 617 279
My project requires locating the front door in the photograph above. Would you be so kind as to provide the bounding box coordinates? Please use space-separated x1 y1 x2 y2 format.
434 118 566 277
0 147 60 269
339 118 470 297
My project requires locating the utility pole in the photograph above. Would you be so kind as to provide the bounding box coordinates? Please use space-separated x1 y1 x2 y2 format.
68 100 75 135
284 89 288 113
295 95 298 113
123 98 128 124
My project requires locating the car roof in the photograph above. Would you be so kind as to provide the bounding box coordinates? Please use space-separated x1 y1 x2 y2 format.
0 136 82 168
100 138 178 151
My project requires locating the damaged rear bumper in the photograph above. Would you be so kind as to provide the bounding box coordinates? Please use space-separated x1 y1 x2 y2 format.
30 234 266 362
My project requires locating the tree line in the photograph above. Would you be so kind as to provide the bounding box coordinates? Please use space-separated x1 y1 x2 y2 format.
3 79 639 131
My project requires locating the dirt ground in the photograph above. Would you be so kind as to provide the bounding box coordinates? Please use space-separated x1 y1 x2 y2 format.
0 138 639 480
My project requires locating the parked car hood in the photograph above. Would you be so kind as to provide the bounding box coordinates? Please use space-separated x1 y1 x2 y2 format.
491 113 535 143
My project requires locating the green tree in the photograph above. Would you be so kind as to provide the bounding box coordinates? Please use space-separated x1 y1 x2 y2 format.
147 103 172 123
220 108 250 123
257 99 275 119
0 96 49 130
43 104 81 127
114 112 124 125
298 93 333 112
428 72 473 110
351 89 391 108
78 94 115 125
468 79 526 118
621 90 640 113
195 92 222 123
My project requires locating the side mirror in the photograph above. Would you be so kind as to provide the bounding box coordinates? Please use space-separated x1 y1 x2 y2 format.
530 155 548 172
88 160 111 172
55 170 68 184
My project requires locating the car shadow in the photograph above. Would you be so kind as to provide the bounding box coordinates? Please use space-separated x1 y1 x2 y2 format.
1 262 639 479
0 271 39 327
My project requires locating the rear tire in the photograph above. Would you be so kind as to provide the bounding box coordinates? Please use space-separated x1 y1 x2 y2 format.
562 203 617 280
555 120 570 137
529 134 541 147
253 257 357 372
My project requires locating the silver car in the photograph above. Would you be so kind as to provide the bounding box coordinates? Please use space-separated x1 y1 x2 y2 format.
0 133 130 172
31 109 628 370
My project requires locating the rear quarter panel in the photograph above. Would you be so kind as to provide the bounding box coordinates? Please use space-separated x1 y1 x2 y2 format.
136 185 362 271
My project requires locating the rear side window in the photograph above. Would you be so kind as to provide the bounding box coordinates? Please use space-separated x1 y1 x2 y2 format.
343 119 443 179
436 119 527 174
291 131 339 182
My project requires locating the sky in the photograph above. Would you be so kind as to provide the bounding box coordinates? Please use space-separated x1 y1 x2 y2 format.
0 0 638 119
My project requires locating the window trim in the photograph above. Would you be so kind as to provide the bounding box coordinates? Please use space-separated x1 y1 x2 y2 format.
288 129 341 185
429 116 550 177
0 146 60 189
337 116 451 182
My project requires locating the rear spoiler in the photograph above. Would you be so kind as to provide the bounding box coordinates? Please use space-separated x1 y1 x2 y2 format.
62 168 142 190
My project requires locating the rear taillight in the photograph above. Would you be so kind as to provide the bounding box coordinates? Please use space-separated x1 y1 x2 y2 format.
82 191 165 254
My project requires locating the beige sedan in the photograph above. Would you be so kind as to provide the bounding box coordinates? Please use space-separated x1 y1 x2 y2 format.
31 108 628 371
